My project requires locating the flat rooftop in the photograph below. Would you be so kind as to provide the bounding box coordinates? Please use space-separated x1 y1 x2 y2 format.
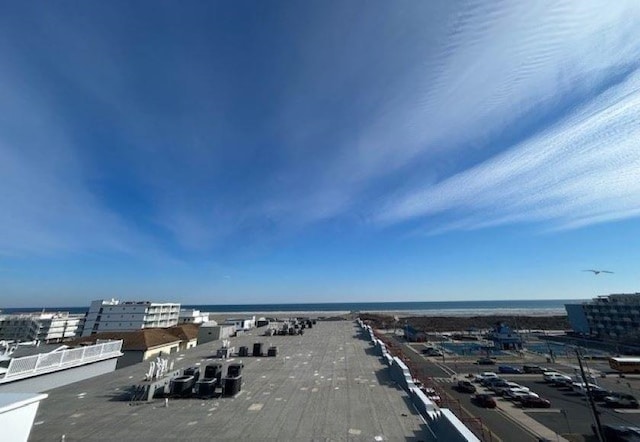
30 321 428 441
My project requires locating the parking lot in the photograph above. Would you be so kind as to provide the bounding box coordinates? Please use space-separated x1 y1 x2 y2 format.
492 373 640 439
392 334 640 441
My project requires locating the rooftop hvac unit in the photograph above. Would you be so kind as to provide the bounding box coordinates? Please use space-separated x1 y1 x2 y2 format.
239 346 249 357
195 378 217 398
222 376 242 397
204 363 223 381
183 366 201 383
169 375 195 397
227 362 244 377
252 342 263 357
267 346 278 357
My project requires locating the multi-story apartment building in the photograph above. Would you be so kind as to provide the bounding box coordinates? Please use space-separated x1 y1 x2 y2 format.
178 309 210 324
81 299 180 336
565 293 640 341
0 312 83 343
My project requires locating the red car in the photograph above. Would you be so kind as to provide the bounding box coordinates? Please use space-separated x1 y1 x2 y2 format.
472 394 497 408
521 396 551 408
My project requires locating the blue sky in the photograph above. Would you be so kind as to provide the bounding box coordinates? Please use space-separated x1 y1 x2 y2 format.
2 1 640 307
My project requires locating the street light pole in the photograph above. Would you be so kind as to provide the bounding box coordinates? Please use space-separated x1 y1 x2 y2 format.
576 348 604 442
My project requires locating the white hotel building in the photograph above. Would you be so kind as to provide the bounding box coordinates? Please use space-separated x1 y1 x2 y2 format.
0 312 83 343
81 299 180 336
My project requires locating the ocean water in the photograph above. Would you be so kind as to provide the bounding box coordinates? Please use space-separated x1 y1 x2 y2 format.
2 299 577 316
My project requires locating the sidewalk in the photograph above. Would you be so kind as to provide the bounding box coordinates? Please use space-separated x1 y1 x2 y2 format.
495 400 570 442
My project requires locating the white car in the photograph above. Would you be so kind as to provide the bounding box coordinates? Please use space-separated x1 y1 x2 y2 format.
550 375 573 386
474 372 498 383
543 372 571 384
542 371 561 381
571 382 604 394
493 382 522 395
505 389 538 401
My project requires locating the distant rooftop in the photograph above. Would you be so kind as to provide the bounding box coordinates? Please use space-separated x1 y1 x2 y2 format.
93 299 181 307
593 293 640 304
68 324 199 351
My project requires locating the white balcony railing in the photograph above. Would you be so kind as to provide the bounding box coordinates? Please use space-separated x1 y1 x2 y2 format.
2 340 123 382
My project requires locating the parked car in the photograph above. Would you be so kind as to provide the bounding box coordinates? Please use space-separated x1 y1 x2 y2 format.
457 380 477 393
521 396 551 408
487 379 510 391
571 382 605 395
543 372 572 385
509 391 536 402
604 393 639 409
595 424 640 441
493 381 523 395
421 347 443 357
481 377 505 388
542 371 561 381
589 389 613 402
523 365 545 374
476 357 495 365
472 394 497 408
551 375 575 388
504 387 534 400
475 372 499 384
498 365 523 374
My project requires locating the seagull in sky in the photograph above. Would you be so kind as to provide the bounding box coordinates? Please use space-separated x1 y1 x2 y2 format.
582 269 614 275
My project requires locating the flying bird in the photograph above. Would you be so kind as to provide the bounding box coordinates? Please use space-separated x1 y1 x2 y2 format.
582 269 614 275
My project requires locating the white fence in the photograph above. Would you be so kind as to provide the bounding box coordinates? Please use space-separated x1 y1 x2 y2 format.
2 340 123 382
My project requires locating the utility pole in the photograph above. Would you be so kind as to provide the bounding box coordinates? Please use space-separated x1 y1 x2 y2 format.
576 348 604 442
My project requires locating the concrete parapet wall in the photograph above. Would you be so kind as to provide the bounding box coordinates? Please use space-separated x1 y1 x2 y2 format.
355 319 480 442
433 409 481 442
409 387 439 418
389 356 412 389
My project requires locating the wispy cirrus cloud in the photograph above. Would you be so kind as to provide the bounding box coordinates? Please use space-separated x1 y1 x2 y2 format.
367 1 640 233
376 67 640 231
2 0 640 261
268 1 640 235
